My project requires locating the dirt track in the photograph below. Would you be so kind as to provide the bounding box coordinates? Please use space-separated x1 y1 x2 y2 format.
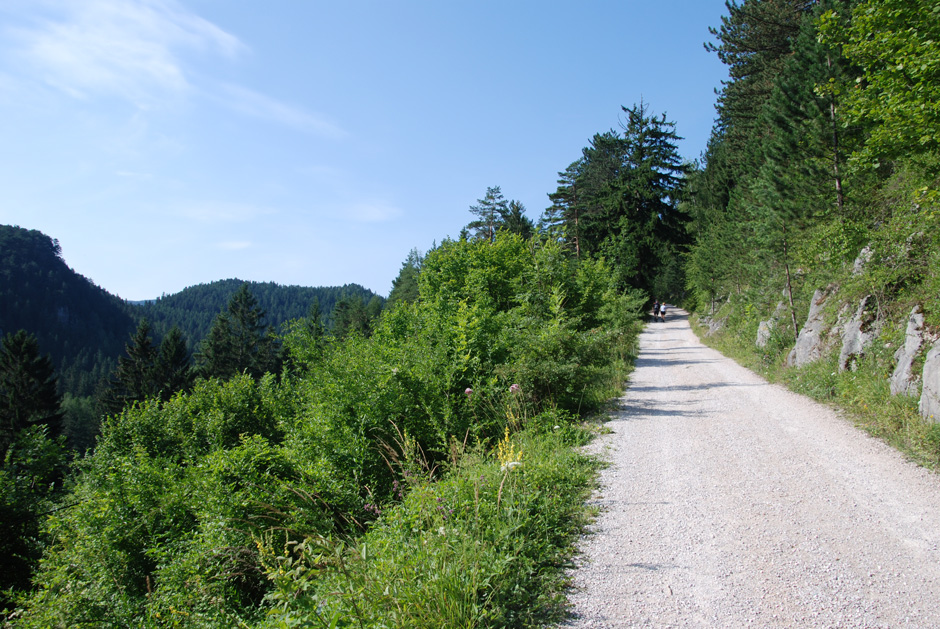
563 309 940 628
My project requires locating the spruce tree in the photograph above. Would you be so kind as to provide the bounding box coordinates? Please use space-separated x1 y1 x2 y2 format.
196 284 281 380
0 330 63 456
501 200 535 239
153 326 193 400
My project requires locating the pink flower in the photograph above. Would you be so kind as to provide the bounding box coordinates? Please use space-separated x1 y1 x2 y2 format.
464 387 473 396
509 383 521 393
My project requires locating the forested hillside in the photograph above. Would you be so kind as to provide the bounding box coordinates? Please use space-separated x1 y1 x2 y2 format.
136 279 383 348
0 225 385 398
0 225 136 397
684 0 940 458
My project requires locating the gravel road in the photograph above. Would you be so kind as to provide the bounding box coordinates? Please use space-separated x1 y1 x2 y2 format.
563 308 940 628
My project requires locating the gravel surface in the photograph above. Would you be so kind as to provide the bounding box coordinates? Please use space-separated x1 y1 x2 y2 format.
562 309 940 628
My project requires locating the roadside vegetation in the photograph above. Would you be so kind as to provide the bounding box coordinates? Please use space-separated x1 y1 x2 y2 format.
5 235 643 627
683 0 940 470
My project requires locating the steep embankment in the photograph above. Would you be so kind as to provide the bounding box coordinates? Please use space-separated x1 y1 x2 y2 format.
565 309 940 627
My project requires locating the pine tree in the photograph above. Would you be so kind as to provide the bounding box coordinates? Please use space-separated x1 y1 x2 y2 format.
466 186 509 242
542 161 582 253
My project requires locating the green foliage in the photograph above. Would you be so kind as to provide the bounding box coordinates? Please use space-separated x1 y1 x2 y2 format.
258 416 600 629
465 186 510 242
542 102 689 297
196 284 282 381
385 248 423 309
0 225 135 398
98 320 194 416
13 229 642 627
0 330 64 455
1 425 66 610
819 0 940 168
137 279 384 351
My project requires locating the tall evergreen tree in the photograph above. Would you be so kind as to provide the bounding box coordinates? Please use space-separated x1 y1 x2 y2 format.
542 161 582 254
606 102 689 294
196 284 281 380
99 319 159 415
332 296 373 338
153 326 194 401
0 330 64 456
0 330 66 606
387 249 424 308
501 200 535 240
466 186 510 242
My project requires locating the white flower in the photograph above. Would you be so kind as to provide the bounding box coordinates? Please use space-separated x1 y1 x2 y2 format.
500 461 522 472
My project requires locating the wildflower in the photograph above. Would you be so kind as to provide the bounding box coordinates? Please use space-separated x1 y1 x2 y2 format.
509 383 521 393
500 461 522 472
464 387 473 397
438 526 446 535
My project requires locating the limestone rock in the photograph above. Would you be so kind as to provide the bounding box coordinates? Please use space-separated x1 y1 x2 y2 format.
756 302 787 348
920 341 940 423
787 287 835 368
839 295 882 372
706 316 727 337
890 307 925 397
852 245 872 275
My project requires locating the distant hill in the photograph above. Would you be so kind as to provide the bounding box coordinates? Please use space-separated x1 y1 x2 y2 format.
135 279 384 348
0 225 136 396
0 225 385 397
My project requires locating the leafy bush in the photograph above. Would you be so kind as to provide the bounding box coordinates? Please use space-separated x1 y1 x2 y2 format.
12 233 641 627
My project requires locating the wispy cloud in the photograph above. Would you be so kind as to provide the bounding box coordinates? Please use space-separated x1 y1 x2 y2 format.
5 1 343 135
173 201 275 224
10 0 244 107
347 202 404 223
217 83 345 138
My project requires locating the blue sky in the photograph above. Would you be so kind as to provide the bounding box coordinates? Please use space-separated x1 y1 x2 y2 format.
1 0 729 301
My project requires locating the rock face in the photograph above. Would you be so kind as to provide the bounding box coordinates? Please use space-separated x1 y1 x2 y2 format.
890 307 925 397
787 287 835 368
702 316 727 337
756 302 787 348
839 295 882 371
920 341 940 423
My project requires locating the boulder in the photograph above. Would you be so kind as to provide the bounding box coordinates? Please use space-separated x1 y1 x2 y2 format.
756 321 774 348
706 316 727 337
787 287 835 368
890 306 925 397
920 341 940 423
839 295 882 371
852 245 872 275
756 301 787 348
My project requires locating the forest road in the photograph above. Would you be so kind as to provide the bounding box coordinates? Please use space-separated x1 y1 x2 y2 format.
562 308 940 628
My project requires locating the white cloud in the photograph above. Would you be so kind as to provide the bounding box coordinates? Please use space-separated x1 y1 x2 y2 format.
217 83 345 138
10 0 244 106
347 202 403 223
